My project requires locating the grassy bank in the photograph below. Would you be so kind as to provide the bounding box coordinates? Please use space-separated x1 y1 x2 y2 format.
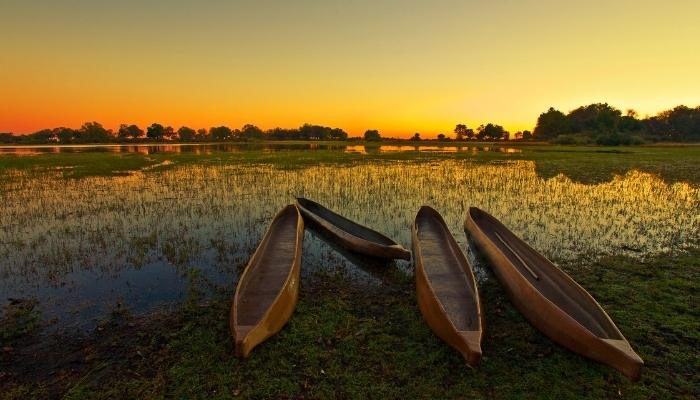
2 248 698 399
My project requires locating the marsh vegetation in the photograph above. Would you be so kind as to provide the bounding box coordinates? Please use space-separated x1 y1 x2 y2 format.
0 143 698 399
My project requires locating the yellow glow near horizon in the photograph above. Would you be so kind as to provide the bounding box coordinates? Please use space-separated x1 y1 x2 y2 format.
1 1 699 137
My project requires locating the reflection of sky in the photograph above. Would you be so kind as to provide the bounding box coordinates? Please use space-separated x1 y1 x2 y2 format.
0 143 523 156
1 160 698 329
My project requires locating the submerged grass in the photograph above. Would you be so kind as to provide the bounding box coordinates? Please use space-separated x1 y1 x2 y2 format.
2 249 698 399
0 143 698 399
1 143 699 184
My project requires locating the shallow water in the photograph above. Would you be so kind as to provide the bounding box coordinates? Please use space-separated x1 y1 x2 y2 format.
1 151 698 330
0 143 521 156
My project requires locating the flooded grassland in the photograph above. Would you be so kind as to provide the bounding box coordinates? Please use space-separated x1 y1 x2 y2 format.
0 144 698 399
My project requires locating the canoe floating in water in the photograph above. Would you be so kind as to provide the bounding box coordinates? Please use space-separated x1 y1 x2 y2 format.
231 204 304 357
413 206 483 366
464 207 643 380
296 197 411 260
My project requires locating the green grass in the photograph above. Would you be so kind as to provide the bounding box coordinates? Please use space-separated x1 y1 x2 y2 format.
3 249 698 399
1 143 699 184
1 143 698 399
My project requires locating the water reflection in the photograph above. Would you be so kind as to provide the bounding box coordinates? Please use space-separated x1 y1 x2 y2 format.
0 143 523 155
0 160 697 329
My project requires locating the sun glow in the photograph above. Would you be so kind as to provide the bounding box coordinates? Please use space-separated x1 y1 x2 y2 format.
1 1 699 137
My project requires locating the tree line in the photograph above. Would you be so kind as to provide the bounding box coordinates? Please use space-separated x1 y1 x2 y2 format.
0 123 348 144
1 103 698 145
533 104 700 144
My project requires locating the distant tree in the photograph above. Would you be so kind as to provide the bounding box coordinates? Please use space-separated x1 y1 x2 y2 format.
476 123 508 140
534 107 570 139
648 105 700 141
329 128 348 140
79 122 112 143
147 123 165 140
619 113 642 132
178 126 196 141
162 126 176 140
437 133 446 141
55 127 77 143
364 129 381 141
0 132 16 143
296 124 347 140
209 126 232 141
266 127 295 140
300 124 324 140
522 130 533 140
454 124 468 140
118 124 143 140
241 124 264 139
196 128 208 140
27 129 57 143
411 132 421 141
567 103 621 133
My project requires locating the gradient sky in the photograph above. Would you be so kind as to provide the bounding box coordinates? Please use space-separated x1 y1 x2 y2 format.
2 1 699 137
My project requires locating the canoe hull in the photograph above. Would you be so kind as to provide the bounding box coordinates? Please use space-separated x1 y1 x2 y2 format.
231 205 304 358
465 209 643 381
413 206 483 366
297 199 411 260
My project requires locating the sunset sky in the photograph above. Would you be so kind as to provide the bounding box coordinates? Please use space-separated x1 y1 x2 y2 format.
2 0 699 138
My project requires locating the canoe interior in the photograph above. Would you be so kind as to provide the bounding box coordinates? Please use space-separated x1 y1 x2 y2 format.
468 208 622 340
416 208 480 331
236 207 299 327
297 198 397 246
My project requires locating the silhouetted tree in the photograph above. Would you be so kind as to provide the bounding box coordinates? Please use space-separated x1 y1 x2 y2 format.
178 126 196 141
329 128 348 140
567 103 621 133
162 126 175 140
411 133 421 141
534 107 570 139
147 123 165 140
266 127 296 140
476 123 508 140
79 122 112 143
55 127 77 143
196 128 208 140
297 124 347 140
522 130 533 140
209 126 232 141
118 124 143 140
364 129 381 141
0 132 15 143
241 124 264 139
437 133 446 141
454 124 468 140
647 105 700 141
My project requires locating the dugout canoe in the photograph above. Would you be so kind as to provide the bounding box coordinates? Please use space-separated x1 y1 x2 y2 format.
231 204 304 357
464 207 643 380
296 197 411 260
413 206 483 366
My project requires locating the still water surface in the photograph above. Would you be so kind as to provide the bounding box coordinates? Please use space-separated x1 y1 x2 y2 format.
0 143 521 155
0 145 698 330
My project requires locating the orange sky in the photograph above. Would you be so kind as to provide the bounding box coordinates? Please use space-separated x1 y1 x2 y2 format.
2 1 699 138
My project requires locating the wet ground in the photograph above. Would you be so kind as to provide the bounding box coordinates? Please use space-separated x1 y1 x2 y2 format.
0 144 698 331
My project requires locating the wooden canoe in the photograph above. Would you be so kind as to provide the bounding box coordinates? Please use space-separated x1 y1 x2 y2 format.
305 222 399 285
230 204 304 357
464 207 643 380
296 197 411 260
413 206 483 366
